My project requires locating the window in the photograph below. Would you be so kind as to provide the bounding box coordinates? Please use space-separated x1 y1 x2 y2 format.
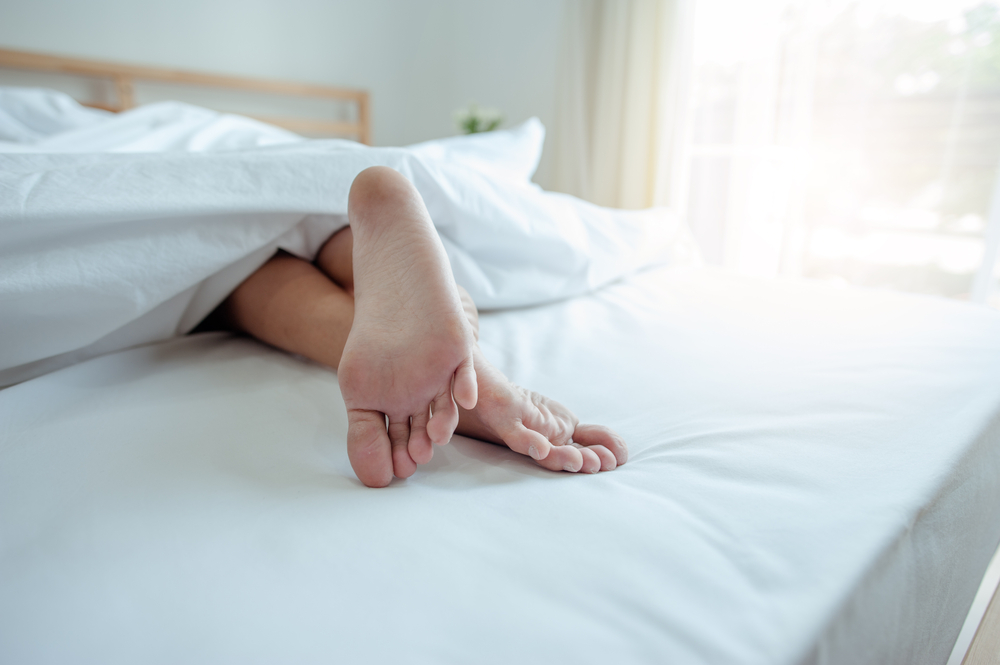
682 0 1000 305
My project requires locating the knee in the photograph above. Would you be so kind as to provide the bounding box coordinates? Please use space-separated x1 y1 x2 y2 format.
348 166 416 226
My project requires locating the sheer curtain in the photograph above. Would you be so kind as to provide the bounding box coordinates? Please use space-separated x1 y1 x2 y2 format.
551 0 695 210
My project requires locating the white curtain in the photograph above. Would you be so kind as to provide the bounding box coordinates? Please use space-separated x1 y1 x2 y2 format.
552 0 695 210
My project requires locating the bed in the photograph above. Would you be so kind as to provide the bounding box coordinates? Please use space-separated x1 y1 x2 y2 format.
2 50 1000 665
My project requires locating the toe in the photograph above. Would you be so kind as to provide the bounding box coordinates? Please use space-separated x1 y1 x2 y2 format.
532 443 583 472
408 409 434 465
388 416 416 479
576 446 602 474
572 424 628 466
497 422 553 462
453 354 478 410
346 409 394 488
585 444 618 471
427 390 459 446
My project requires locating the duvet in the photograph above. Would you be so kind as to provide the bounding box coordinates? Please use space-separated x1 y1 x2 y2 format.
0 87 688 386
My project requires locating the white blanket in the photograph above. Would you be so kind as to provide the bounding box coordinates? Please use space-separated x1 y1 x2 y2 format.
0 88 690 385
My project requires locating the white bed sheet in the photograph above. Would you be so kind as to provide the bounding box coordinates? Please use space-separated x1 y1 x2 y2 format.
2 266 1000 664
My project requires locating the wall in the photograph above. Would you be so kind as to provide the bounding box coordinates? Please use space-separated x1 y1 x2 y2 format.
0 0 563 185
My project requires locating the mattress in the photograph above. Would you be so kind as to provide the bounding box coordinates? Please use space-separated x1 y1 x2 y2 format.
2 265 1000 664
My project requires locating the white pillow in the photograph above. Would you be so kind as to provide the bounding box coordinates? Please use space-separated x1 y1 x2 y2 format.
0 87 112 143
406 117 545 183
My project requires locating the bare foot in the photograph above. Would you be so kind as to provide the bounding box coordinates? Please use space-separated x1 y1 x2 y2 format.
457 348 628 473
337 167 478 487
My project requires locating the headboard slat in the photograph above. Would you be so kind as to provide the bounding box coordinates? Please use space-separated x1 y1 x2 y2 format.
0 47 371 143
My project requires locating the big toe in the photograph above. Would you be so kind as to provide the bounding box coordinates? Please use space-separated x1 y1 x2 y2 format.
347 409 394 488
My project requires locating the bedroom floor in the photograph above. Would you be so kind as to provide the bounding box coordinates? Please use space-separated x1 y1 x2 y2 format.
965 585 1000 664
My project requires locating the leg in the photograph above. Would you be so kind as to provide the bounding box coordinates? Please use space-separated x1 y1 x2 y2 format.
316 225 355 295
222 244 470 486
224 253 627 477
222 251 353 370
224 167 627 485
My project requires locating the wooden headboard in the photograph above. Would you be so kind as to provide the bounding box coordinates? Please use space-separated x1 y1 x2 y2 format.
0 47 370 144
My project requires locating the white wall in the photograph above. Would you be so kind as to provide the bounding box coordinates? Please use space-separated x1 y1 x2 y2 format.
0 0 563 185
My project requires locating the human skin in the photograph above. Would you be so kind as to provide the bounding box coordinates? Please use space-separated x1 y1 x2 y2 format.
222 166 627 487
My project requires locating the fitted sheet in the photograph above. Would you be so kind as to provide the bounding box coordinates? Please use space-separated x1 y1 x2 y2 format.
2 266 1000 664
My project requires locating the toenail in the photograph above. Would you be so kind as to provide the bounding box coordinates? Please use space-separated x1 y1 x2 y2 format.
528 445 542 460
563 462 578 472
